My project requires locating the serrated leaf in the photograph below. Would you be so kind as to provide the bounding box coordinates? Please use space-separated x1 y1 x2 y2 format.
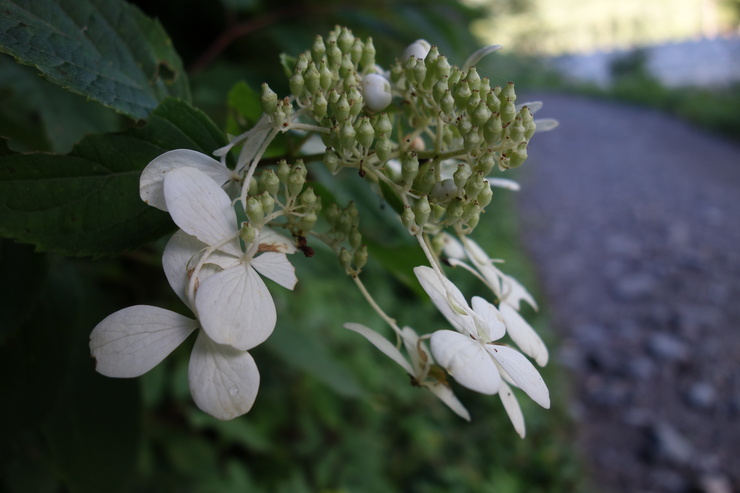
0 98 227 256
0 0 190 120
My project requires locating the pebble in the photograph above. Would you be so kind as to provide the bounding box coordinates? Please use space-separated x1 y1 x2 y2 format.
647 422 693 465
646 333 688 362
613 274 656 301
685 382 717 410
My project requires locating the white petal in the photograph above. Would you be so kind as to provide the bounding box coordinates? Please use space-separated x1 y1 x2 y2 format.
414 266 476 335
163 230 207 308
251 252 297 290
500 274 538 311
486 178 521 191
463 44 503 71
486 344 550 408
258 227 297 254
195 264 276 351
233 115 274 174
140 149 233 211
438 232 466 260
534 118 559 133
188 331 260 420
498 380 526 438
515 101 543 114
163 167 242 257
344 323 415 376
426 382 471 421
430 330 500 395
90 306 197 378
401 326 428 375
499 303 549 366
471 296 506 341
402 39 431 61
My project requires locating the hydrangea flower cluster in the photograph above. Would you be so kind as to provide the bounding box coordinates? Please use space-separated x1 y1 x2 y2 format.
90 26 556 436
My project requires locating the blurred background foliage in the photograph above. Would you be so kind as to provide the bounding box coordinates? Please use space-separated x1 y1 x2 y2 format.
0 0 588 492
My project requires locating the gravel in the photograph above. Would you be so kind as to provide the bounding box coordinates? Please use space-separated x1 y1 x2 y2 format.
517 93 740 492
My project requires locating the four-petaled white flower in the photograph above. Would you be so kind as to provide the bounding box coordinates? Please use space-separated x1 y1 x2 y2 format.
162 167 297 351
440 234 549 367
414 265 549 437
344 323 470 420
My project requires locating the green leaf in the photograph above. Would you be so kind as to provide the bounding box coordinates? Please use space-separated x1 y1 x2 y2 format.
0 0 190 120
226 80 263 135
378 179 404 215
0 98 227 256
366 239 427 296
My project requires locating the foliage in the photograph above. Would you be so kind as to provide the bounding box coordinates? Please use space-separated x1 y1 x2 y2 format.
0 1 585 491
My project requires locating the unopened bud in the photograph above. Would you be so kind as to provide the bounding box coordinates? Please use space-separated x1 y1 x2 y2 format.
466 67 481 92
338 27 354 54
373 112 392 135
374 134 392 164
413 195 431 226
313 90 328 119
323 148 340 173
327 41 342 69
413 57 427 85
446 198 464 221
471 100 492 127
259 191 275 216
499 81 516 105
289 72 305 98
361 73 391 112
311 35 326 64
483 113 503 143
350 38 364 65
476 150 496 175
401 206 417 234
508 142 528 168
260 83 278 116
246 197 264 224
440 90 455 116
502 100 518 124
304 64 320 95
239 223 257 245
288 163 307 196
453 163 472 190
402 39 431 62
349 227 362 249
453 80 471 107
299 187 317 208
435 55 451 79
261 169 280 196
300 211 318 232
277 159 291 183
332 93 350 121
319 61 333 90
401 152 419 185
433 77 448 103
339 247 353 272
339 120 357 151
477 185 493 208
360 37 376 70
356 117 375 149
325 202 341 226
353 244 368 270
463 127 482 153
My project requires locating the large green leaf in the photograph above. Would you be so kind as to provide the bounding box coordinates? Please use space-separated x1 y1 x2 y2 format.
0 98 227 256
0 0 190 120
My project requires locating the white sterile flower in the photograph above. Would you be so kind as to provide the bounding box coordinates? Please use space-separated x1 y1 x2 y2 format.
362 73 392 112
414 266 549 410
344 323 470 420
163 166 297 351
402 39 431 61
140 149 239 211
440 234 549 367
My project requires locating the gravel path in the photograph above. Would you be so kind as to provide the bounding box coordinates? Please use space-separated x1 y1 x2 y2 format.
516 93 740 493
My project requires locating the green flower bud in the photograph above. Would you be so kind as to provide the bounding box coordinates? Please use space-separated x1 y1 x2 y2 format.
353 244 368 270
483 113 503 143
465 90 481 115
477 184 493 208
476 150 496 175
247 176 258 195
246 197 264 225
464 172 486 198
339 53 354 78
457 115 473 136
413 161 436 195
373 112 392 135
525 118 536 140
431 203 446 222
313 90 328 119
470 99 492 127
463 127 482 153
239 223 257 245
324 148 340 173
259 190 275 216
466 67 481 92
337 210 353 235
413 195 431 226
343 72 358 93
349 227 362 249
347 86 364 116
435 55 451 79
346 201 359 220
432 76 448 103
446 198 464 221
501 100 517 124
401 206 417 233
295 53 309 73
508 142 528 168
462 201 481 222
453 79 471 107
350 38 364 65
424 46 439 72
499 81 516 105
288 162 307 196
339 247 353 272
277 159 290 183
479 77 491 95
401 151 419 185
507 117 525 144
319 61 333 91
440 90 455 116
360 37 376 71
260 83 278 116
311 35 326 64
453 163 472 190
448 67 462 86
338 27 354 53
327 41 342 69
325 202 341 227
299 187 317 208
390 63 404 84
304 63 320 95
486 91 501 113
356 117 375 149
403 56 417 83
332 93 350 121
260 169 280 196
466 212 480 230
374 134 393 164
339 120 357 151
300 211 318 233
413 57 427 85
289 72 305 98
